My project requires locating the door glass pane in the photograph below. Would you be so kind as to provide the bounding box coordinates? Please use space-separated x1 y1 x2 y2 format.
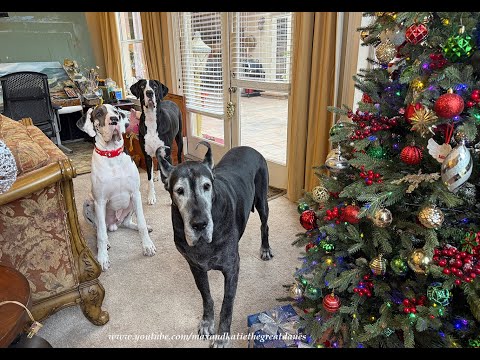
239 88 288 165
121 42 148 93
190 112 224 145
118 12 143 41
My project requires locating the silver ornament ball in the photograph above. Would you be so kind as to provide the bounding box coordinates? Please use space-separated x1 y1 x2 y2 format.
289 282 304 300
372 208 393 227
441 142 473 192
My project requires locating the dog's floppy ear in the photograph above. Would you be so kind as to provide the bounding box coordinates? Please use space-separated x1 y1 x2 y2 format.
152 80 169 100
161 83 169 99
76 108 96 137
197 141 213 170
118 109 130 132
130 80 142 98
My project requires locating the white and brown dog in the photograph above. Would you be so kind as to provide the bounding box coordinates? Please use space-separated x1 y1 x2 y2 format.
76 104 156 271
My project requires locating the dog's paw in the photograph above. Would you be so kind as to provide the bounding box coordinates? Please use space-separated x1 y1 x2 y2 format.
143 241 156 256
108 224 118 232
260 246 274 261
147 192 157 205
147 225 153 233
97 252 111 271
198 319 215 338
210 338 231 348
153 173 159 182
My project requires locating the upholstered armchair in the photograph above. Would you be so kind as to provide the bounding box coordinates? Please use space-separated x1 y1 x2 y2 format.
0 114 108 325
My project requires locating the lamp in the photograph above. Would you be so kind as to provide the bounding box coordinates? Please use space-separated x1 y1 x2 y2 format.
191 31 211 137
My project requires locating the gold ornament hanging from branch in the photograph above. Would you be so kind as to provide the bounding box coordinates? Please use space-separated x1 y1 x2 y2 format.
390 170 440 194
409 106 438 137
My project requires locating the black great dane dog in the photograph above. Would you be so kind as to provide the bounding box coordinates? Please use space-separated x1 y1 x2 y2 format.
130 79 183 205
157 142 273 348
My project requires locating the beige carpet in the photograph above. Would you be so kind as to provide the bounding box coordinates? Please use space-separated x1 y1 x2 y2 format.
39 170 303 348
63 140 94 175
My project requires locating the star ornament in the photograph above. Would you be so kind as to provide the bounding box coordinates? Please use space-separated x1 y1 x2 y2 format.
410 106 438 137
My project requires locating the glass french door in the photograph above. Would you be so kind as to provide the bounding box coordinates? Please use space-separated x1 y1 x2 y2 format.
175 12 293 189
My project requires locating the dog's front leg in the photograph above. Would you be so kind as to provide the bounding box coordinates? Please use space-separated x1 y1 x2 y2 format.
145 155 157 205
94 199 110 271
189 264 215 339
212 261 240 348
132 190 156 256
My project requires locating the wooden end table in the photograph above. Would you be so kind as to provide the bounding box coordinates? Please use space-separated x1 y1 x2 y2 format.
0 264 31 348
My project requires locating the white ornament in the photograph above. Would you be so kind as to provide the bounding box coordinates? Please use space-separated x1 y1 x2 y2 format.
441 142 473 192
427 138 452 164
0 140 17 194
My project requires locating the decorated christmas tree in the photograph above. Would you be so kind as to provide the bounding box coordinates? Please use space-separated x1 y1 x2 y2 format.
290 12 480 348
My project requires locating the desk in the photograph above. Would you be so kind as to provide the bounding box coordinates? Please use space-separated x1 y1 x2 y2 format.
0 264 31 348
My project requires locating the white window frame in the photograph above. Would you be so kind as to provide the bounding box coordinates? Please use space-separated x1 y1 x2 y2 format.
116 12 148 96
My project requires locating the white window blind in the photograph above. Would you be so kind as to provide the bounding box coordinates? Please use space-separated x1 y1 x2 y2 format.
232 12 293 86
178 12 224 116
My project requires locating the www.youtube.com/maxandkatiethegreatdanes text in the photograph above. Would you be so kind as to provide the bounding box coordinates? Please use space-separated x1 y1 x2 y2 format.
108 332 306 344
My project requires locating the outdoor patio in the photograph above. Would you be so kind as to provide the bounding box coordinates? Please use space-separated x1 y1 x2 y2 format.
199 93 288 165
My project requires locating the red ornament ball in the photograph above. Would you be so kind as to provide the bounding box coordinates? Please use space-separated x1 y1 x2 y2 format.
342 205 360 224
300 210 317 230
434 92 465 118
305 242 315 252
362 93 373 103
323 293 341 313
405 103 423 124
405 23 429 45
400 145 423 165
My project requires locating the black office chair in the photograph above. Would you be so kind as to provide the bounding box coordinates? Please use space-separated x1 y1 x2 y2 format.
0 71 72 153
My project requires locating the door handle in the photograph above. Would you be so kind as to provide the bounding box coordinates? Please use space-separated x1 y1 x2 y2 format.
226 101 235 119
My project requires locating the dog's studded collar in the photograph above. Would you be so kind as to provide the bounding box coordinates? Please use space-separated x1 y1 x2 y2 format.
94 145 124 158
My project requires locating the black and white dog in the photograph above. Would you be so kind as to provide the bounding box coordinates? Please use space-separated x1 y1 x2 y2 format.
130 79 183 205
157 142 273 348
76 104 156 271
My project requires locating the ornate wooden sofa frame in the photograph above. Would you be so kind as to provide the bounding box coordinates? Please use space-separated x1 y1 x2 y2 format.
0 117 108 325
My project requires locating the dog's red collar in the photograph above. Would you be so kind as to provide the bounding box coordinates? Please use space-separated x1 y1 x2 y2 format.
94 145 124 158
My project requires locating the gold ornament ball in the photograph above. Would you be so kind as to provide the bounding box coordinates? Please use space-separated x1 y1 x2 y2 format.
289 282 303 300
372 208 393 228
418 205 444 229
411 78 425 91
360 30 370 42
369 254 387 276
375 39 397 64
312 186 330 204
408 248 431 274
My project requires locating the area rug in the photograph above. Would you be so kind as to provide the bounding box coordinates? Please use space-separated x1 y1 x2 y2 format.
64 141 286 200
62 140 94 175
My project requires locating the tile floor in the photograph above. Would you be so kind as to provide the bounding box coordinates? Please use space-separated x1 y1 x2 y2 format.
199 94 288 165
